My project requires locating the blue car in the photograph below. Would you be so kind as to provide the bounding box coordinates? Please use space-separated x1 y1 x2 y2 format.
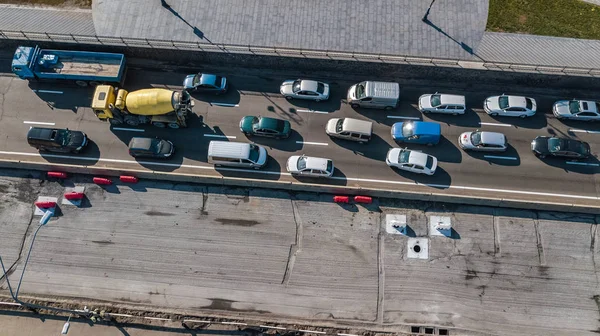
391 121 441 146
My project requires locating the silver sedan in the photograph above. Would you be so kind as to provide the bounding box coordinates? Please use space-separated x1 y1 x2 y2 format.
280 79 330 102
484 95 537 118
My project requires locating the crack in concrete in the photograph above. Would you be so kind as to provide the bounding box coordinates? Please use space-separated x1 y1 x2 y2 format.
282 199 303 286
592 216 599 290
532 213 546 266
493 209 501 257
376 212 385 324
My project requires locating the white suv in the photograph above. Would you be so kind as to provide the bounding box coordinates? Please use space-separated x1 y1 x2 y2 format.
418 93 466 115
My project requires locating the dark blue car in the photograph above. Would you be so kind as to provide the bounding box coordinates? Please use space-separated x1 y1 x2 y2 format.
391 121 441 146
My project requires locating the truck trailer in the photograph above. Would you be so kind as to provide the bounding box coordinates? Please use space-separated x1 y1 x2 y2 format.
91 85 194 129
11 45 126 87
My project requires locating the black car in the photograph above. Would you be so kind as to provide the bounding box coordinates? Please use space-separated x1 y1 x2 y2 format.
531 136 591 159
128 137 174 159
27 127 88 153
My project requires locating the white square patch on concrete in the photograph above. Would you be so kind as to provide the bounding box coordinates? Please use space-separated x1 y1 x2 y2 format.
34 196 58 216
429 215 452 237
61 186 85 207
407 238 429 259
385 214 407 235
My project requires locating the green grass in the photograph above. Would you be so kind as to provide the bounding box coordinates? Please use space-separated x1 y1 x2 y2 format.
0 0 91 8
487 0 600 39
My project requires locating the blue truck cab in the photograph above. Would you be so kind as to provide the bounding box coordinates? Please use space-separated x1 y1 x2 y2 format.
12 46 126 86
391 120 441 146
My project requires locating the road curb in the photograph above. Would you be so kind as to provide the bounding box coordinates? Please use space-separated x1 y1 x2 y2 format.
1 159 599 214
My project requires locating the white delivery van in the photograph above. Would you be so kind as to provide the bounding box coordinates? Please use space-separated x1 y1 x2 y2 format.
347 81 400 110
207 141 268 169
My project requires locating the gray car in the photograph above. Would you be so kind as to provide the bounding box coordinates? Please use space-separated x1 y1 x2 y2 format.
183 73 228 94
553 99 600 121
128 137 174 159
280 79 329 101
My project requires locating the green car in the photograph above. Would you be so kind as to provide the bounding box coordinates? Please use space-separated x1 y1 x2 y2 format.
239 116 291 139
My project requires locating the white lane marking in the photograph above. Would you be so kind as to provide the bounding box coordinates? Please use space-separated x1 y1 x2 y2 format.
299 330 326 334
210 102 239 107
184 320 213 323
479 122 512 127
221 322 247 326
484 155 518 160
110 313 133 317
566 161 600 167
569 129 600 134
23 121 55 126
337 334 359 336
144 317 171 321
0 150 598 201
260 325 286 330
296 141 328 146
387 115 420 120
0 302 21 306
32 89 63 94
296 109 329 114
112 127 145 132
204 134 236 139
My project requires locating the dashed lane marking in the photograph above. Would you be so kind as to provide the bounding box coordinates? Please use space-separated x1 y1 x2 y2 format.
32 89 63 94
484 155 518 160
260 325 287 330
144 317 171 321
296 141 328 146
112 127 144 132
210 102 239 107
569 129 600 134
299 330 326 334
479 122 512 127
23 121 55 126
386 115 420 120
296 109 329 114
566 161 599 167
203 134 236 139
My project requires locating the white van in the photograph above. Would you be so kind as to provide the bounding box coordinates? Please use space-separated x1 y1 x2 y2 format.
347 81 400 110
326 118 373 143
207 141 268 169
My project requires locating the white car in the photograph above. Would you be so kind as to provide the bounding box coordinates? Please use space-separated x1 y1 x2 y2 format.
459 131 507 152
418 93 466 115
280 79 330 102
484 95 537 118
385 148 437 175
553 99 600 121
286 155 334 178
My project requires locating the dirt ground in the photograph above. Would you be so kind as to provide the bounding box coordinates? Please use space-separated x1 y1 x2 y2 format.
0 0 91 8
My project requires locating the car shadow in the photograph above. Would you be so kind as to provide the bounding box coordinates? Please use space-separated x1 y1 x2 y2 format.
39 140 100 166
421 108 481 127
398 136 462 164
216 157 282 181
28 82 91 113
558 119 600 134
389 165 452 189
189 81 241 105
535 155 600 174
242 130 304 152
463 144 521 167
330 133 392 162
284 93 342 113
293 166 348 186
488 112 547 129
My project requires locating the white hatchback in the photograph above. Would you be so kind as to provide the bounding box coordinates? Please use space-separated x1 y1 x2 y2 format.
418 93 466 115
484 95 537 118
286 155 334 178
385 148 437 175
459 131 507 152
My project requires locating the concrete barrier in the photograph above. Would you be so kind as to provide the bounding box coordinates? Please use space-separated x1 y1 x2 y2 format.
1 159 599 215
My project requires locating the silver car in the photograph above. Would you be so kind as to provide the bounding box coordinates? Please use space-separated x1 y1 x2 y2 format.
459 131 507 152
280 79 330 102
553 99 600 121
385 148 437 175
418 93 466 115
484 95 536 118
286 155 334 178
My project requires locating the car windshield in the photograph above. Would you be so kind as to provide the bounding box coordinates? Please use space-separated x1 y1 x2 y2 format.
356 82 366 99
335 119 344 132
214 76 223 87
297 156 307 170
430 94 441 107
154 139 163 153
569 101 581 114
548 138 564 153
292 80 302 93
402 122 415 137
470 132 482 146
398 149 411 163
251 117 260 130
526 98 533 110
499 96 509 109
249 144 260 162
326 160 333 173
192 74 201 86
317 83 325 94
425 156 434 169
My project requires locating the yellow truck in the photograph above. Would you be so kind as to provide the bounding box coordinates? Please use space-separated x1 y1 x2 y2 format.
91 85 194 128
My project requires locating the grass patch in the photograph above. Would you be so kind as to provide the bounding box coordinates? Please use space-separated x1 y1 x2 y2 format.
487 0 600 39
0 0 91 8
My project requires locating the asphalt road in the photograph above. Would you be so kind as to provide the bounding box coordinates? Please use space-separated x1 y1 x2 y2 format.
0 65 599 205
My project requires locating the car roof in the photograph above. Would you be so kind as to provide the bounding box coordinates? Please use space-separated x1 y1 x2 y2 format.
479 131 506 145
199 74 218 85
304 156 329 170
408 150 428 167
129 137 154 150
579 100 599 113
507 96 528 108
440 94 465 105
208 141 251 159
342 118 373 133
299 80 319 92
365 81 400 99
27 127 57 139
411 121 441 135
258 116 286 131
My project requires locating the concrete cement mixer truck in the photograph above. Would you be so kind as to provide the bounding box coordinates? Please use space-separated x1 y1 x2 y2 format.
91 85 194 128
